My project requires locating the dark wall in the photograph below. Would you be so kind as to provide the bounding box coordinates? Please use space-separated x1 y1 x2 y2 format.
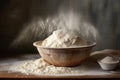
0 0 120 54
0 0 31 53
0 0 62 53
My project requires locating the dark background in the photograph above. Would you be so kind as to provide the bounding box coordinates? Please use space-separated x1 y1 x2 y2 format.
0 0 120 54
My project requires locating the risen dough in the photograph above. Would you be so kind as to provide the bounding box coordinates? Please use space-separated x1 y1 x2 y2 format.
41 29 88 48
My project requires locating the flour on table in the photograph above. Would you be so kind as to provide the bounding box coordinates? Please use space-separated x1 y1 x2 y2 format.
12 58 89 75
0 57 114 76
0 54 114 76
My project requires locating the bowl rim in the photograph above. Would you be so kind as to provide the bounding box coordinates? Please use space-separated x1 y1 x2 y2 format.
33 41 96 49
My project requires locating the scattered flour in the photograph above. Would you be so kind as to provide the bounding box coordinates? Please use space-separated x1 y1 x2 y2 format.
13 58 89 75
0 54 114 76
0 56 114 76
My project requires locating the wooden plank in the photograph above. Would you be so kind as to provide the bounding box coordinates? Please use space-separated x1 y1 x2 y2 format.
0 71 120 78
0 52 120 79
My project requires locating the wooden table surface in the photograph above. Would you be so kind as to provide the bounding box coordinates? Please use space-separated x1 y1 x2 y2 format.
0 71 120 79
0 53 120 79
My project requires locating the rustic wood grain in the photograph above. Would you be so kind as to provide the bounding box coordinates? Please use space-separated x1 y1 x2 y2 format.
0 51 120 79
0 71 120 78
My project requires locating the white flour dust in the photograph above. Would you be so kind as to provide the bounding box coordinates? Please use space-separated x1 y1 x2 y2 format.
41 29 88 48
7 58 112 76
11 58 88 75
100 56 119 63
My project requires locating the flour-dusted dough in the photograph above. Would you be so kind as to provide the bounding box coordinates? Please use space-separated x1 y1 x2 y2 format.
41 29 88 48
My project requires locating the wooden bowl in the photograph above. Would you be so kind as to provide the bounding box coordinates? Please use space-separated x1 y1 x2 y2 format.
33 41 96 67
